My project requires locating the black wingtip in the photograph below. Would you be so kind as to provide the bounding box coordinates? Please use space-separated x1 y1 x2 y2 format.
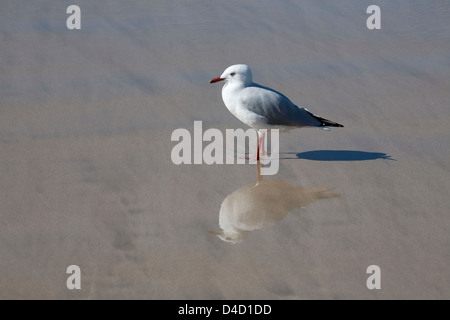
306 110 344 128
318 120 343 127
312 114 344 128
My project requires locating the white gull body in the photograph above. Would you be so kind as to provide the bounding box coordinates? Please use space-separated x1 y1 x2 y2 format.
210 64 343 131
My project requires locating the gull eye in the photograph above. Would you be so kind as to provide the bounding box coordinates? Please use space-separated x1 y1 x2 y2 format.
230 72 236 76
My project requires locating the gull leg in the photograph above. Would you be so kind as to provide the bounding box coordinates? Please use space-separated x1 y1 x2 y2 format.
256 134 260 161
256 130 266 160
256 129 266 161
260 131 266 157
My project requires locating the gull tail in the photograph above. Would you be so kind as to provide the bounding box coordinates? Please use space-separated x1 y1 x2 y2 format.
305 110 344 128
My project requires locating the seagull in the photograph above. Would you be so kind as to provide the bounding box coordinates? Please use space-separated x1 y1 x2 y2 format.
210 64 343 160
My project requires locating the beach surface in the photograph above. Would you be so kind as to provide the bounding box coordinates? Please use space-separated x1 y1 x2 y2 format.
0 1 449 299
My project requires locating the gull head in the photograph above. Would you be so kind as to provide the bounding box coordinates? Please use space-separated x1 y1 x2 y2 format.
210 64 253 86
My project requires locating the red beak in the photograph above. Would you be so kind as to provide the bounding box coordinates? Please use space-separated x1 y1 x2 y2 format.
210 76 225 84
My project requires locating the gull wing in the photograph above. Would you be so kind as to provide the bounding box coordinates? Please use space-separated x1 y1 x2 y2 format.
240 84 343 128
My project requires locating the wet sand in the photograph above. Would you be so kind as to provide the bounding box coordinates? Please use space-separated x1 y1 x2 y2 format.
1 1 449 299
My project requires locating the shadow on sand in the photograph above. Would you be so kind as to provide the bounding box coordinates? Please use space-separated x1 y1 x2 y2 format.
281 150 395 161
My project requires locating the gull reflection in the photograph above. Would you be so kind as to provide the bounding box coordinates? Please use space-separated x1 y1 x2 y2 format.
209 161 340 243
